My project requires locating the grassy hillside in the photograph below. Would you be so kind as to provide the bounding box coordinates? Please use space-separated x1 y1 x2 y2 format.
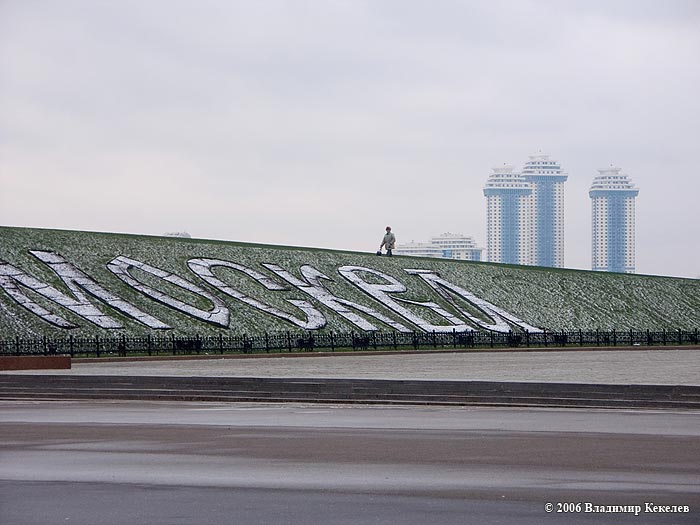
0 226 698 338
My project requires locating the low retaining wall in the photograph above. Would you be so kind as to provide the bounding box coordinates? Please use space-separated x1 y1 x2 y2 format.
1 375 698 409
0 356 71 371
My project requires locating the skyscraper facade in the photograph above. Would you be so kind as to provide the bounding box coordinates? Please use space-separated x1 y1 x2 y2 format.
590 166 639 273
483 164 533 265
520 153 568 268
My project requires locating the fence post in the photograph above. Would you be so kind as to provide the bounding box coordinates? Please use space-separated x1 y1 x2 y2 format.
629 329 633 346
329 332 334 352
612 330 617 346
678 329 682 345
392 331 397 350
543 329 548 347
265 332 270 353
95 335 100 358
579 329 583 347
489 331 494 348
662 328 666 345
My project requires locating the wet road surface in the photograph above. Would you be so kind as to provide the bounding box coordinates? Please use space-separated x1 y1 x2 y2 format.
1 401 699 524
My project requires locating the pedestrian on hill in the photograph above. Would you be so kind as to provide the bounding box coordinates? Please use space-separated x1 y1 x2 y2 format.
379 226 396 257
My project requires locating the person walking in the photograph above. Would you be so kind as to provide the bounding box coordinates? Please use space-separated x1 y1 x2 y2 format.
379 226 396 257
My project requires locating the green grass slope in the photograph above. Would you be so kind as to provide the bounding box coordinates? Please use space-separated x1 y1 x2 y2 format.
0 226 698 338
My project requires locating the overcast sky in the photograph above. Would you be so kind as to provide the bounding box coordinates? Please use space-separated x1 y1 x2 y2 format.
1 0 698 278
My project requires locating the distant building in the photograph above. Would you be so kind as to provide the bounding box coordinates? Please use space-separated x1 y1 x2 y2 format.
521 153 568 268
483 153 567 267
395 233 483 261
163 232 192 238
483 164 533 265
590 166 639 273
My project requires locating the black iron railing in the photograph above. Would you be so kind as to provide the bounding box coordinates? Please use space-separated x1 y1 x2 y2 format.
0 329 698 358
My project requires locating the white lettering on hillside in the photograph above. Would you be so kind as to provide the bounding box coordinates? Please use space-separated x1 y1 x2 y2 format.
0 251 544 333
0 260 77 328
0 251 170 329
263 264 411 332
187 258 326 330
404 269 543 333
338 266 472 332
107 256 230 327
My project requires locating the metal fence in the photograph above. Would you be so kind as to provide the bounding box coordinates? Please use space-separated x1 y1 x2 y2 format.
0 329 698 358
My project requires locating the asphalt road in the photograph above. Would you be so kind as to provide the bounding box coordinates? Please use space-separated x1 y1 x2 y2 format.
1 401 699 524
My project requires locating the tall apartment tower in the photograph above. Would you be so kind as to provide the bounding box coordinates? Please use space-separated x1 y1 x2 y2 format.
483 164 533 265
521 153 568 268
590 166 639 273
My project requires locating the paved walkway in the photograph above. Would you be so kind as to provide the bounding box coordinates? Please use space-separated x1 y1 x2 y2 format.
4 348 700 385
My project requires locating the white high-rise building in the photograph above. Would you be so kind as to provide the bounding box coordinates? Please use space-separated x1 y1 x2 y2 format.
520 153 568 268
483 164 533 265
394 233 483 261
590 166 639 273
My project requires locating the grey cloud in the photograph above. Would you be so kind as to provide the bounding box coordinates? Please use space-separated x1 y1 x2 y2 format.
0 0 698 277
